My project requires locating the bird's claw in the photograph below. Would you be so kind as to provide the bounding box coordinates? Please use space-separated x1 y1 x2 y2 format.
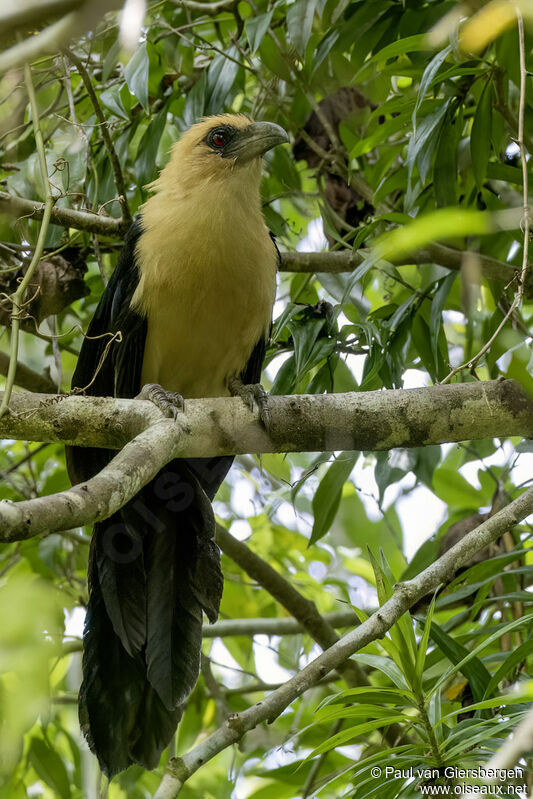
229 378 271 430
137 383 185 420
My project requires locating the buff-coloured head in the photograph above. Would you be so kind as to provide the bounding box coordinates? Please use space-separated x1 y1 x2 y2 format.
151 113 289 193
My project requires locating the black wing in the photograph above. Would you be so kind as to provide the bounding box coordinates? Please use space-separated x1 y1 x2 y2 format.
67 218 146 486
71 216 146 401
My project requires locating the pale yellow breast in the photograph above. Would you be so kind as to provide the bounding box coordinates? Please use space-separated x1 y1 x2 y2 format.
131 179 277 398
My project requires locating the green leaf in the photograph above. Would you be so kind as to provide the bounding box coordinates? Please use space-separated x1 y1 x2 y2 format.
486 162 523 185
99 85 130 120
29 737 71 799
183 70 207 126
439 690 531 724
374 208 492 263
430 272 455 369
483 636 533 698
124 42 150 112
270 355 297 395
314 703 402 725
415 592 437 682
367 33 428 65
352 653 410 690
206 49 240 114
246 11 274 54
287 0 318 56
307 715 407 758
413 46 452 126
289 317 324 375
311 453 357 545
136 105 168 186
408 101 449 184
444 714 526 759
429 622 492 702
318 686 416 708
434 106 459 207
432 467 478 509
471 80 493 188
259 35 292 81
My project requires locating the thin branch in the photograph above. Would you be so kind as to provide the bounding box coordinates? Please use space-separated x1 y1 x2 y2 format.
153 486 533 798
62 611 361 651
0 192 127 236
0 414 182 542
202 610 360 638
0 192 521 284
281 244 519 284
0 13 79 74
0 352 56 394
0 65 54 418
66 51 132 224
217 525 368 686
200 655 232 722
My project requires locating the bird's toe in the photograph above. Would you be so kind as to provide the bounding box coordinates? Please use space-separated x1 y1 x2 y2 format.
229 378 271 430
137 383 185 419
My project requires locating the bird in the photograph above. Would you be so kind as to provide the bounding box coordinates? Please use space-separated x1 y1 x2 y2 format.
66 113 289 776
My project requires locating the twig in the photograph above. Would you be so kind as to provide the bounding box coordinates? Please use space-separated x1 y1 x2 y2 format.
0 413 183 542
202 610 361 638
440 9 530 385
0 352 56 394
200 654 232 721
0 192 127 236
153 485 533 798
0 64 54 418
91 232 107 285
515 8 530 300
66 51 132 224
0 191 518 282
217 525 368 689
47 316 63 392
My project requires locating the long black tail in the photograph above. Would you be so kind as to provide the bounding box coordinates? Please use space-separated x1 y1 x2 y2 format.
75 457 229 776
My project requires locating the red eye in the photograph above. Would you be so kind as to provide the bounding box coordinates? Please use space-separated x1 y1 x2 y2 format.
212 132 226 148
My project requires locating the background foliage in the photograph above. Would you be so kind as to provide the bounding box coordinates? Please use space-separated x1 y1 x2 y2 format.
0 0 532 797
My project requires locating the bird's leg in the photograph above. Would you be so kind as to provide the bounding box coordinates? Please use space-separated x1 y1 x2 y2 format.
228 377 271 429
136 383 185 420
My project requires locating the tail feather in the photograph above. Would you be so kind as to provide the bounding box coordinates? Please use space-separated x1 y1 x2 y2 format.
78 460 224 776
145 462 221 709
94 515 147 657
79 552 146 775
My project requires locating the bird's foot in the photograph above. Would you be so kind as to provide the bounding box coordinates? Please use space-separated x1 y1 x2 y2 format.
137 383 185 420
228 377 271 429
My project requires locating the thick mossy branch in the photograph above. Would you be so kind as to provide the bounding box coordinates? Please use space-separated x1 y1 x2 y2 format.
1 380 531 454
1 380 531 542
